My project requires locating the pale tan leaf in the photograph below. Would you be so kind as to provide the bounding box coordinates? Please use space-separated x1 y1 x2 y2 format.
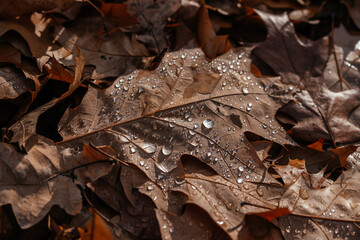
0 135 82 228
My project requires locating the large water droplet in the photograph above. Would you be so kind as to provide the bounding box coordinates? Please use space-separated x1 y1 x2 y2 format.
141 143 157 154
189 129 196 136
120 135 130 142
237 178 243 184
242 87 249 95
203 119 214 129
130 146 136 154
162 144 173 155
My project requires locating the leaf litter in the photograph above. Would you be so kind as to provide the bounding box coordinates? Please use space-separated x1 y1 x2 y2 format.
0 0 359 239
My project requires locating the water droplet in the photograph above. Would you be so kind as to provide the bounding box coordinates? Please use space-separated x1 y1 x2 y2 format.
262 123 267 129
115 82 120 88
162 144 173 155
285 226 291 233
256 188 264 196
237 178 243 184
299 188 309 200
141 143 157 154
203 119 214 129
147 185 154 191
189 129 196 135
207 152 212 157
119 135 130 142
139 161 145 166
194 123 199 129
242 87 249 95
130 146 136 154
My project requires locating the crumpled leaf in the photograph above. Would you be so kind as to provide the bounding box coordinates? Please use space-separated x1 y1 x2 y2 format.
126 0 181 54
89 166 161 239
197 0 232 59
9 98 58 148
252 11 329 85
52 12 150 79
0 64 33 99
323 24 360 91
273 158 306 187
253 11 360 146
279 147 360 222
0 135 82 229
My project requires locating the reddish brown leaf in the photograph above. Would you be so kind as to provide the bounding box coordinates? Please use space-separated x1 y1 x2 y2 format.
45 58 74 84
306 138 324 151
101 2 139 27
78 208 113 240
197 0 232 59
253 208 291 223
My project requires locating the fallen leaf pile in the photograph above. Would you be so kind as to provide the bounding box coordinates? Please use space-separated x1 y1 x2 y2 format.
0 0 359 239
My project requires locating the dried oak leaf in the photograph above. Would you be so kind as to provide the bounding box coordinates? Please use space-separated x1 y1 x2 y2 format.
278 148 360 232
278 148 360 239
126 0 181 54
0 135 82 229
269 139 357 184
197 0 232 59
253 11 360 145
52 12 150 79
0 133 115 229
88 165 161 239
324 24 360 91
9 98 58 148
56 48 294 238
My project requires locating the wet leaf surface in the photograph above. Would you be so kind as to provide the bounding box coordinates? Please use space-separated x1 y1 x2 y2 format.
0 1 360 239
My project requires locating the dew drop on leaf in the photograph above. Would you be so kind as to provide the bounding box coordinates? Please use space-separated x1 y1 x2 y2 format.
202 119 214 129
161 144 173 156
147 185 154 191
242 87 249 95
141 143 157 154
130 146 136 154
